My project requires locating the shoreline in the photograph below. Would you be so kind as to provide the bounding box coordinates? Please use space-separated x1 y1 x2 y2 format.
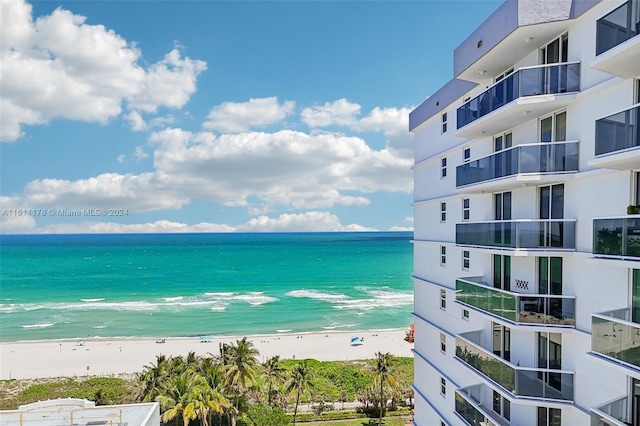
0 329 414 380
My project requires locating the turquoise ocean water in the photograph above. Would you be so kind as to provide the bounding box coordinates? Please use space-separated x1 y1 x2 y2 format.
0 232 414 342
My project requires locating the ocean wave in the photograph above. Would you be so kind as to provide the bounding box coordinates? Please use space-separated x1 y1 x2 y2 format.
204 292 235 297
231 292 278 306
286 289 349 302
22 322 54 329
92 325 107 329
81 298 105 302
162 296 184 302
321 323 356 330
210 306 227 312
277 329 292 333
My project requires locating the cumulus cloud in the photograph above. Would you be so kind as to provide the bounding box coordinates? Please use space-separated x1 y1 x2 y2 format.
22 172 190 212
0 0 206 142
300 98 361 127
300 99 413 159
203 97 295 133
0 213 373 234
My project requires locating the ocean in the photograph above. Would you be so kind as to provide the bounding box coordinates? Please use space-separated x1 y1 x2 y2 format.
0 232 414 342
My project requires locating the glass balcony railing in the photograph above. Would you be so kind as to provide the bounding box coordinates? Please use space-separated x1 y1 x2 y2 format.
456 219 576 250
455 331 574 401
455 385 503 426
591 396 630 426
457 62 580 129
596 0 640 55
595 105 640 157
456 277 576 326
457 141 579 187
592 308 640 369
593 217 640 258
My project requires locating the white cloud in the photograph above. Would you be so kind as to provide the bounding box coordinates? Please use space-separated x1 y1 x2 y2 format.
22 172 190 212
127 49 207 113
355 106 413 158
125 111 147 131
0 0 206 142
301 98 361 128
404 216 414 223
203 97 295 133
0 213 374 234
134 146 149 160
117 154 126 163
237 212 376 232
388 225 413 232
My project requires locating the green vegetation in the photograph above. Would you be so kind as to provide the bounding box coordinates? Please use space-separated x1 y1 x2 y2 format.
0 338 414 426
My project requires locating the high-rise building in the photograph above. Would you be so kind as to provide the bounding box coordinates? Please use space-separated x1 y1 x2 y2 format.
409 0 640 424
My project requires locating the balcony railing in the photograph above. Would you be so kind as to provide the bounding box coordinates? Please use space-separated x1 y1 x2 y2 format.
591 396 630 426
456 219 576 250
592 308 640 370
455 385 504 426
595 105 640 157
456 141 579 188
457 62 580 129
593 216 640 258
455 331 574 401
456 277 576 327
596 0 640 55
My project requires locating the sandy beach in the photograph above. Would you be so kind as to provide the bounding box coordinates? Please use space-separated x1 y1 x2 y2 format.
0 329 413 380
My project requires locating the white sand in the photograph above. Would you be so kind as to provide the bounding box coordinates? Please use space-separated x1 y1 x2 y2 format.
0 330 413 380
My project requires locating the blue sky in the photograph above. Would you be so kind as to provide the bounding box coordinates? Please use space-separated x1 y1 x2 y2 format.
0 0 501 233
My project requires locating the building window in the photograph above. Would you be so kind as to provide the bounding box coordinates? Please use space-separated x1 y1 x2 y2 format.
440 333 446 353
440 377 446 396
462 250 470 270
463 147 471 163
442 112 448 133
462 198 470 221
462 309 470 320
441 157 447 178
441 202 447 222
440 289 446 310
440 246 446 266
493 390 511 421
538 407 561 426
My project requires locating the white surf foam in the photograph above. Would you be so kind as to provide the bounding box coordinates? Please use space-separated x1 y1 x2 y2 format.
22 322 54 329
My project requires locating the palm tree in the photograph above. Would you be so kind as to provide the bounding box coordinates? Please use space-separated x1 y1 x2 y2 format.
156 370 201 426
284 361 314 425
373 352 398 426
138 354 170 402
185 378 229 426
223 337 260 425
263 355 286 407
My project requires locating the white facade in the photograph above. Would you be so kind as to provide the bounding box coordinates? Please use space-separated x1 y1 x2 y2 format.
410 0 640 425
0 399 161 426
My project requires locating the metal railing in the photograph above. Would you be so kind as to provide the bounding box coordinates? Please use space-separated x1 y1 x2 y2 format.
595 104 640 157
456 141 579 187
456 331 574 401
590 395 630 426
596 0 640 55
456 219 576 250
457 62 580 129
456 277 575 326
593 216 640 258
592 308 640 370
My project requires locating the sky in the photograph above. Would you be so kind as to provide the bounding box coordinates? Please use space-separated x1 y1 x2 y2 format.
0 0 501 234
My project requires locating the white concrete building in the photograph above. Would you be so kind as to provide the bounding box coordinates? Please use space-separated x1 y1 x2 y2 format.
0 399 160 426
409 0 640 425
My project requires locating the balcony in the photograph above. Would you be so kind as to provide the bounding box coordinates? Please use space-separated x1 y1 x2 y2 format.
456 141 579 191
593 217 640 260
590 105 640 170
456 277 576 327
456 62 580 138
593 0 640 78
592 308 640 370
591 396 630 426
455 330 574 401
455 385 507 426
456 219 576 251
